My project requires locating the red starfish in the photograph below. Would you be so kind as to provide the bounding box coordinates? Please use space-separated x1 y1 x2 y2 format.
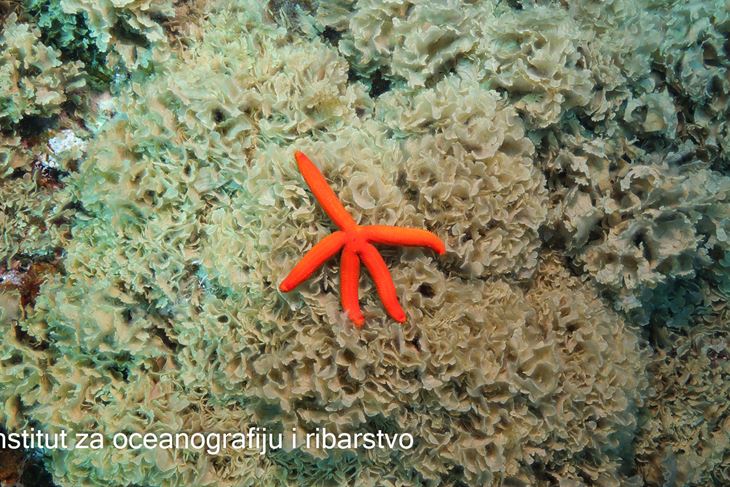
280 151 446 327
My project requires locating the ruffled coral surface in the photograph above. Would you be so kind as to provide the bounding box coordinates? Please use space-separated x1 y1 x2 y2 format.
0 0 728 486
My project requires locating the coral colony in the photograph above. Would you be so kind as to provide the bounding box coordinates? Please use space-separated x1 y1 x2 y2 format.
280 151 445 326
0 0 729 486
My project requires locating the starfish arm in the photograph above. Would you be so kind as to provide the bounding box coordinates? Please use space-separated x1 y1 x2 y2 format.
340 245 364 327
294 151 357 231
279 231 347 292
362 225 446 255
358 243 406 323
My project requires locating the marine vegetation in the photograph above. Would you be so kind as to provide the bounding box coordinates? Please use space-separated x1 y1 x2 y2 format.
0 0 728 486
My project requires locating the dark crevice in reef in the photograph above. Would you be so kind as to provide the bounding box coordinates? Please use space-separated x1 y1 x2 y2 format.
423 56 460 89
501 0 525 10
152 324 181 353
0 0 22 22
320 26 342 47
417 283 435 298
109 360 131 382
348 67 392 99
15 114 59 138
13 317 49 350
109 19 151 49
0 426 57 486
368 69 392 97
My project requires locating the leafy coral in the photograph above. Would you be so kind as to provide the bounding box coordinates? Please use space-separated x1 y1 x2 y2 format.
24 0 113 88
542 126 730 325
635 302 730 487
58 0 175 70
0 13 85 128
0 171 74 263
0 1 651 485
378 74 547 280
649 0 730 170
0 0 728 485
486 0 730 327
0 126 86 266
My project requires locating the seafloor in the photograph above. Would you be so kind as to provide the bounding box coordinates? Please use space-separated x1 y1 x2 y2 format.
0 0 728 486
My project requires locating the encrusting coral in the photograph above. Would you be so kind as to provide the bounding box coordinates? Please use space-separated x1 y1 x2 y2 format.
0 1 652 485
543 126 730 325
648 0 730 171
0 14 85 127
383 75 548 280
635 301 730 487
58 0 175 70
0 125 86 265
0 0 727 485
0 170 74 263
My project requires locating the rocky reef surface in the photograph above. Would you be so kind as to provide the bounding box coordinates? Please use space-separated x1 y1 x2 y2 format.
0 0 728 485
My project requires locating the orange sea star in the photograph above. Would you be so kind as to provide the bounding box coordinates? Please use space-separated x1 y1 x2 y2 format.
280 151 446 327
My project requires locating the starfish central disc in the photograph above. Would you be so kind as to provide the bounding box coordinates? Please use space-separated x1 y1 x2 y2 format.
279 151 446 327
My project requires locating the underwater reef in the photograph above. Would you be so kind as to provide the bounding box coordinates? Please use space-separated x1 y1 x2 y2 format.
0 0 728 485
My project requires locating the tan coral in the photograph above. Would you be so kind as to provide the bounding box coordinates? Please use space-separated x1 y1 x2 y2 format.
60 0 174 69
2 1 719 486
0 15 86 126
635 309 730 487
378 75 547 280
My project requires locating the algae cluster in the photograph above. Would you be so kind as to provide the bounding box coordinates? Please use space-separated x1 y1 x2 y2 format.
0 0 728 486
